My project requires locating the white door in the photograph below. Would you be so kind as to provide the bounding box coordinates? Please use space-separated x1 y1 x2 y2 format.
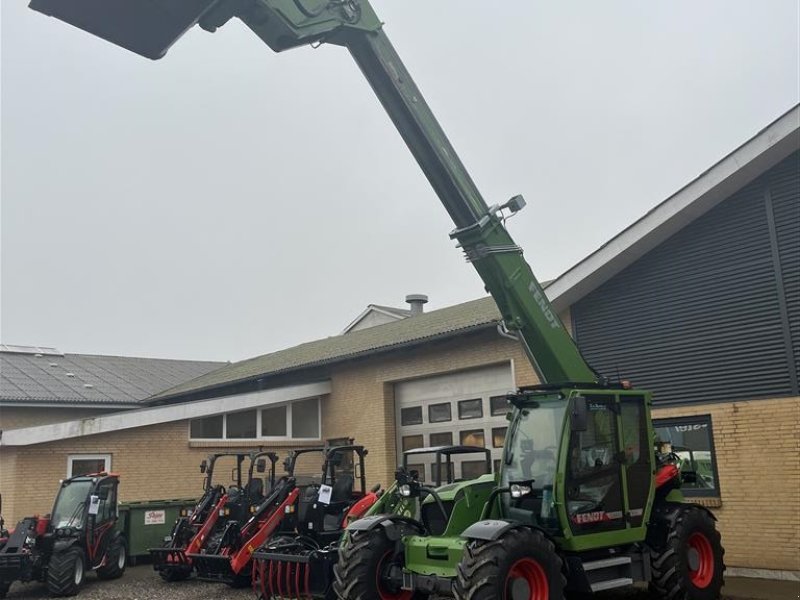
395 363 514 483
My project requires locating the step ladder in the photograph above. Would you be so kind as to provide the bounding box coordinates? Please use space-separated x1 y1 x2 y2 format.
582 556 634 593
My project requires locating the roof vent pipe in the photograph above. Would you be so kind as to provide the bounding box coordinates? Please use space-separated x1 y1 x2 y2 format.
405 294 428 316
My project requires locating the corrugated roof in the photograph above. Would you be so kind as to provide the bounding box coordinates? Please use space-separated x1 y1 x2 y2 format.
149 297 502 402
0 351 225 406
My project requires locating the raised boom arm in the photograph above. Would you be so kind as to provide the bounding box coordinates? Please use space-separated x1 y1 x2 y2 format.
29 0 599 385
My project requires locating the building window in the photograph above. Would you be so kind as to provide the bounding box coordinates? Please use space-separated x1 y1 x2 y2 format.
490 395 509 416
428 403 452 423
492 427 507 448
190 415 223 439
67 454 111 478
226 409 257 439
262 405 288 437
654 415 720 497
292 398 321 439
458 399 483 420
461 460 490 480
460 429 485 448
189 397 322 441
402 435 424 452
401 406 423 426
430 431 453 447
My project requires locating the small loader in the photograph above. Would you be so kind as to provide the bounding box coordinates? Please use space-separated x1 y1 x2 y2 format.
0 473 125 598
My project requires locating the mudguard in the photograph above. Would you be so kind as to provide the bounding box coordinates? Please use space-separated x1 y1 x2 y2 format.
346 514 425 540
460 519 524 542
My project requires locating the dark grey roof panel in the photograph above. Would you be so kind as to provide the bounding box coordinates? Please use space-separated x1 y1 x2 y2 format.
0 351 225 406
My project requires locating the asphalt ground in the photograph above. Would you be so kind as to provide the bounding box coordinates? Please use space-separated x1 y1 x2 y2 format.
4 564 797 599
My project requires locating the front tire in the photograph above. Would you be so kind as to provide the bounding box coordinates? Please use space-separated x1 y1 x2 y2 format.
46 547 85 597
333 529 424 600
454 527 565 600
97 536 127 580
649 505 725 600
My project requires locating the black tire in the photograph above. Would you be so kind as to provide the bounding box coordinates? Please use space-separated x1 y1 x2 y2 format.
454 527 565 600
227 572 252 589
46 547 85 597
333 529 426 600
649 505 725 600
97 536 127 580
159 565 192 582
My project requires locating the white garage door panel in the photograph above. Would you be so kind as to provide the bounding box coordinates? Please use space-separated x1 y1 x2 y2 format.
396 365 514 404
394 363 514 482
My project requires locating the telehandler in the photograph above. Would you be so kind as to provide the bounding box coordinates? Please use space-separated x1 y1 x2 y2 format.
27 2 726 599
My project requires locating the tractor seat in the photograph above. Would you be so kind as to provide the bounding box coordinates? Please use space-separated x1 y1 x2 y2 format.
246 478 264 501
330 474 354 503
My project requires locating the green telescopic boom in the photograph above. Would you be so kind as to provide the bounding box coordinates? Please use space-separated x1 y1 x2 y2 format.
28 0 599 385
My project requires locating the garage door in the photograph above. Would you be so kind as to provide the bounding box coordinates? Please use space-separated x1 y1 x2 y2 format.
395 363 514 483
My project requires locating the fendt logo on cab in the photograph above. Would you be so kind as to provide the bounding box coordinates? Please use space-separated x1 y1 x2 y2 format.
529 283 561 329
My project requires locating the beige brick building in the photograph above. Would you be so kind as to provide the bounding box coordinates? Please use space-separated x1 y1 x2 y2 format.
1 107 798 578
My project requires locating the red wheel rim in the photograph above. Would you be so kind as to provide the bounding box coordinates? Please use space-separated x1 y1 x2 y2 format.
376 550 412 600
688 532 714 588
505 557 549 600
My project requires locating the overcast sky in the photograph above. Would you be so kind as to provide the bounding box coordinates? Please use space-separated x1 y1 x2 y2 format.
2 1 798 362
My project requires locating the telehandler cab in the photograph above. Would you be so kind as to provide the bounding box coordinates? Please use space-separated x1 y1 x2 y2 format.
150 451 278 582
27 1 726 598
0 473 125 598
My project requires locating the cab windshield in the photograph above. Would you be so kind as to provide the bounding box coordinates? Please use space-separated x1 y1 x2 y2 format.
51 480 93 529
500 398 567 529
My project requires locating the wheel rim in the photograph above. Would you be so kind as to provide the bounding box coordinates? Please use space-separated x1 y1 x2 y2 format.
505 557 549 600
375 550 412 600
118 544 126 569
74 556 84 586
687 532 714 588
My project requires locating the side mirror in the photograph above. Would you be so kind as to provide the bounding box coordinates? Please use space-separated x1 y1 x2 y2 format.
570 396 588 432
255 459 267 473
200 460 208 474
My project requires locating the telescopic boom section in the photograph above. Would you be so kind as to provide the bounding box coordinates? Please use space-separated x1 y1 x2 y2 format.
28 0 598 385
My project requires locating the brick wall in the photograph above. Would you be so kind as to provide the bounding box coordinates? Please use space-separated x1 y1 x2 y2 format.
653 396 800 572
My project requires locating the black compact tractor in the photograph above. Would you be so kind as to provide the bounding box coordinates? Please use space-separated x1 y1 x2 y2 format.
0 473 125 598
151 451 278 582
252 444 382 600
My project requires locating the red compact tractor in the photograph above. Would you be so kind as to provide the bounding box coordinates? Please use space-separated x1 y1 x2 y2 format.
252 445 381 600
0 473 125 598
186 449 313 587
151 451 278 582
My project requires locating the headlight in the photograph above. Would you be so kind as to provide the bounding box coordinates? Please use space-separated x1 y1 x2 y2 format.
164 535 172 542
510 483 532 499
180 509 188 517
399 484 412 497
284 505 295 514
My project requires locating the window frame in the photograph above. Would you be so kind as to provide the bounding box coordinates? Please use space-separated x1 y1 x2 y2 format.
653 414 721 498
458 398 484 420
188 397 322 442
67 454 112 478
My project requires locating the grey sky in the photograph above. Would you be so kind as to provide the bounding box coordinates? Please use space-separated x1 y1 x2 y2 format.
2 1 798 362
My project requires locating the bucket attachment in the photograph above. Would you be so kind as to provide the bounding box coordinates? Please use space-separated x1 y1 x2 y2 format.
28 0 217 59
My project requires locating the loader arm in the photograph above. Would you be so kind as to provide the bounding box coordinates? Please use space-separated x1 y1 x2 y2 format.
29 0 598 385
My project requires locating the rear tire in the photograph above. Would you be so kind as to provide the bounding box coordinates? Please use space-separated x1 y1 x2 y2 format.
649 505 725 600
46 547 85 597
333 529 425 600
454 527 565 600
97 536 127 580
